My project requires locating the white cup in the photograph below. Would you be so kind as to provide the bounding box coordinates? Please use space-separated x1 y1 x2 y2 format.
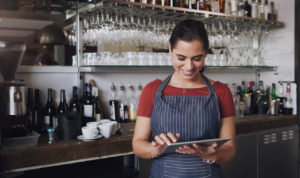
99 119 111 124
98 121 121 138
81 126 98 139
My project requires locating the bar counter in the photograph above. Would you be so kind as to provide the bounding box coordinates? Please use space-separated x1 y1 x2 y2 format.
0 114 297 172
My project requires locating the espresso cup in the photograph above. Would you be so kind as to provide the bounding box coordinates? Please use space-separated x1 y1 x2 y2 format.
81 126 98 139
98 122 120 138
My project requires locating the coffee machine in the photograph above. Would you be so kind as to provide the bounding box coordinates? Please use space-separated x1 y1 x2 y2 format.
0 41 27 139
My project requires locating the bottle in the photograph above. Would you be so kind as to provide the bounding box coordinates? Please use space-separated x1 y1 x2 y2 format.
251 0 258 18
211 0 220 12
244 0 251 17
109 83 120 122
92 87 103 121
238 0 244 16
271 1 277 21
136 83 143 102
119 85 130 123
277 81 285 114
241 81 246 99
231 0 238 15
266 0 273 20
33 89 43 132
198 0 205 9
231 83 240 119
264 0 269 20
26 88 34 131
284 83 293 114
271 83 277 100
83 83 95 124
69 86 81 113
224 0 231 14
247 81 255 113
57 89 68 114
44 88 56 130
219 0 225 13
129 85 138 122
204 0 211 11
258 0 265 19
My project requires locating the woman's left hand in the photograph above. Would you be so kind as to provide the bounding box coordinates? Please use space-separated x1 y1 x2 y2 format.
176 142 218 162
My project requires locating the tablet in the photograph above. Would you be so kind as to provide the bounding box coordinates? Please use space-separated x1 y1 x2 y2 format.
162 137 231 154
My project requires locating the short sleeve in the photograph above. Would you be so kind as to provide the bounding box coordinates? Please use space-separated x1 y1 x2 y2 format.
216 84 235 118
137 80 161 118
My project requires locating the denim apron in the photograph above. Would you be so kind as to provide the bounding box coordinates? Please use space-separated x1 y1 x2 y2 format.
150 73 222 178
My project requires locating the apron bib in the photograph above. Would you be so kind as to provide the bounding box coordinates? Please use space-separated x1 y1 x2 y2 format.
150 73 222 178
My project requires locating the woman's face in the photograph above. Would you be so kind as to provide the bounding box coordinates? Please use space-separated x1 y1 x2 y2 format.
169 40 207 82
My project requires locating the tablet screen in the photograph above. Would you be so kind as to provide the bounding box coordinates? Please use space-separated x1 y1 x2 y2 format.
162 137 231 154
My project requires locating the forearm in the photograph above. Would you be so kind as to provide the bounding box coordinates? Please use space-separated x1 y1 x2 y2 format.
132 139 155 159
216 145 236 164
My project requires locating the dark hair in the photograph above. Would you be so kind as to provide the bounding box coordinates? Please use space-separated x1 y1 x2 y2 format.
169 19 209 52
34 52 58 65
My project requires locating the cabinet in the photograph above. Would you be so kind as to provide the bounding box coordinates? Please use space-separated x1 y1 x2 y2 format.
222 125 299 178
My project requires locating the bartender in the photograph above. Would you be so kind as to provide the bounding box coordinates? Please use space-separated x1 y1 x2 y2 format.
34 52 58 66
132 19 236 178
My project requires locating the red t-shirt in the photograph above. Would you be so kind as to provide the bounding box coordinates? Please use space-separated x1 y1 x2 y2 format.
137 79 235 119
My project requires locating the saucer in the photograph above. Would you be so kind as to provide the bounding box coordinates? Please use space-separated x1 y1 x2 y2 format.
77 134 103 141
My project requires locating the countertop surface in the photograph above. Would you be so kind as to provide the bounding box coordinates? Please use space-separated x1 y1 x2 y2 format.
0 114 297 172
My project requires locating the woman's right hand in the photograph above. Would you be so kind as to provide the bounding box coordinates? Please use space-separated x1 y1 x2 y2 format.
150 132 180 157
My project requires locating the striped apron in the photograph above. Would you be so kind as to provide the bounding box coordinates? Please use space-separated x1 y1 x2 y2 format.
150 73 222 178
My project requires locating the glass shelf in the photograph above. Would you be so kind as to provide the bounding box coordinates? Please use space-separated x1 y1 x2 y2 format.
79 65 277 73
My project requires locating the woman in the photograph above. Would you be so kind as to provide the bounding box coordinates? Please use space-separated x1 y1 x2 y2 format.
132 19 236 178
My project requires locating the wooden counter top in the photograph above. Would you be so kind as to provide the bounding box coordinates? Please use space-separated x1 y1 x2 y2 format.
0 115 297 172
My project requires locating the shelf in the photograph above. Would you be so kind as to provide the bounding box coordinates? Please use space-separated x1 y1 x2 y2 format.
79 65 277 73
78 0 284 30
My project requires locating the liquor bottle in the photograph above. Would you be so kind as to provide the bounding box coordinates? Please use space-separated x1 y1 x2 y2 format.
224 0 231 14
109 83 120 122
219 0 225 13
69 86 81 113
266 0 273 20
129 85 138 122
44 88 56 130
244 0 251 17
277 82 285 114
271 1 277 21
231 0 238 15
204 0 211 10
26 88 34 131
241 81 246 99
258 0 265 19
238 0 244 16
119 85 130 123
142 0 147 3
231 83 240 119
175 0 185 7
251 0 258 18
92 87 103 121
57 89 68 114
247 81 255 113
183 0 196 9
264 0 269 20
33 89 43 132
83 83 95 124
156 0 162 5
211 0 220 12
199 0 205 9
284 83 293 114
271 83 277 100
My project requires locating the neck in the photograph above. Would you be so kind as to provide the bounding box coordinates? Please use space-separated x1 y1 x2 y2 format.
169 72 206 88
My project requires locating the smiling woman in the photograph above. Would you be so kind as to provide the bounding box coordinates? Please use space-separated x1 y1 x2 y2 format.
132 19 236 178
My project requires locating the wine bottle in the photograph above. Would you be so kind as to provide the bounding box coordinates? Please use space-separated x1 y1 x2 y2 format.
83 83 95 124
119 85 130 123
284 83 293 114
69 86 81 113
109 83 120 122
44 88 56 130
57 89 68 114
277 82 285 114
92 87 103 121
33 89 44 132
26 88 34 132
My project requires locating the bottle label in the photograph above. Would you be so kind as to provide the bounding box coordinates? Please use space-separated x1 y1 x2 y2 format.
45 116 50 125
84 105 93 117
110 103 116 121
